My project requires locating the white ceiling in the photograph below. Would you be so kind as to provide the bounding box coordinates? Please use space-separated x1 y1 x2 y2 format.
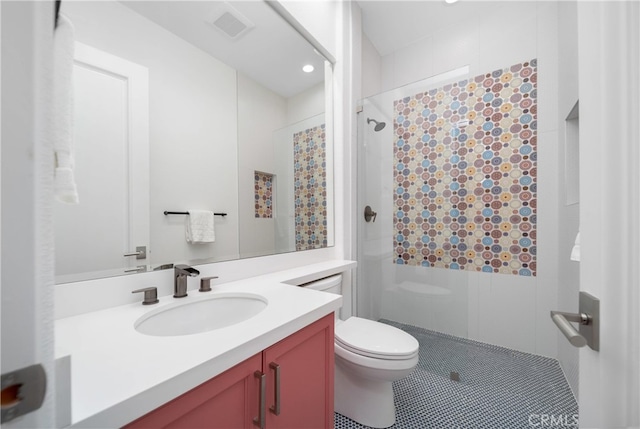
122 1 326 98
358 1 514 57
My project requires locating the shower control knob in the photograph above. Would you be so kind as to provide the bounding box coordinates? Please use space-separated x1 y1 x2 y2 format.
364 205 377 223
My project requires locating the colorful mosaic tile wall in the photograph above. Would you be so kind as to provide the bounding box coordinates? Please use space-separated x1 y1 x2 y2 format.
254 171 273 218
294 124 328 251
394 59 537 276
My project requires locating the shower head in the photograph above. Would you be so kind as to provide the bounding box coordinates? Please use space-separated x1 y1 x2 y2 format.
367 117 386 132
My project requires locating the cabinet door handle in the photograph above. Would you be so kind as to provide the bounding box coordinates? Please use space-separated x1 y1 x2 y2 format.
253 371 266 429
269 362 281 416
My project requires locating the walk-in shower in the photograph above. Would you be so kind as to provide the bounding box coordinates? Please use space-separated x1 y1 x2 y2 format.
357 60 541 336
350 62 578 429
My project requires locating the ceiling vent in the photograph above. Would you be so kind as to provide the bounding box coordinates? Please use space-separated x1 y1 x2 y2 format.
208 3 254 40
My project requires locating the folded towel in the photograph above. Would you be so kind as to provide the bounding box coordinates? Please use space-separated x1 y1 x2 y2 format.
186 210 215 244
55 167 79 204
53 14 79 204
570 232 580 262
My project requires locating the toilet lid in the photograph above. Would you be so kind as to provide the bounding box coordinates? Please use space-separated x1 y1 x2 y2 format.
335 317 419 360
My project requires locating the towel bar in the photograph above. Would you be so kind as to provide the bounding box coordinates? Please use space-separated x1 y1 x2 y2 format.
164 211 227 217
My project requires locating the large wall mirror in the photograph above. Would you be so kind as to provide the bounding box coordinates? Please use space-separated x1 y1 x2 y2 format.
55 0 334 283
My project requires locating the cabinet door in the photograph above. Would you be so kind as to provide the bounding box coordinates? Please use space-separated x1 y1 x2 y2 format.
125 353 262 429
264 314 334 429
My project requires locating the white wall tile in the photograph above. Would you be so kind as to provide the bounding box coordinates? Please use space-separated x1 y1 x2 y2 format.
391 36 434 89
477 2 538 75
380 53 395 93
475 272 493 341
467 272 480 341
361 34 383 99
478 274 537 354
536 1 560 134
536 130 560 277
432 25 479 78
535 275 559 358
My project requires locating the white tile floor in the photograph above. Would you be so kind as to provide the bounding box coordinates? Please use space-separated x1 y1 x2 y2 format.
335 320 578 429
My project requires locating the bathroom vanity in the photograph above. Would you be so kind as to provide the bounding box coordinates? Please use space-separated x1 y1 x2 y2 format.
55 261 354 427
126 314 334 428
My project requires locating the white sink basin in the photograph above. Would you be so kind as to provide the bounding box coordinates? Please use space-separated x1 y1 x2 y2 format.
134 293 268 337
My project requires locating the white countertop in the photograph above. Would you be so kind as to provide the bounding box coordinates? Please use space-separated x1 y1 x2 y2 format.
55 260 355 428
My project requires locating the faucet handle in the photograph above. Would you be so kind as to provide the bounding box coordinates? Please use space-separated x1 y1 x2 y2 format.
132 287 159 305
199 276 219 292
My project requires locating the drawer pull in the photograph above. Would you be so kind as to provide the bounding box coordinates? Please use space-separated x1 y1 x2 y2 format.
269 362 281 416
253 371 266 428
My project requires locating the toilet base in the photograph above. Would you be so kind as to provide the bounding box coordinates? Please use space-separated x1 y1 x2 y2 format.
334 358 396 428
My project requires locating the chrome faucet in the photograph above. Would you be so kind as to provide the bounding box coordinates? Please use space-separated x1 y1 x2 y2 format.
174 264 200 298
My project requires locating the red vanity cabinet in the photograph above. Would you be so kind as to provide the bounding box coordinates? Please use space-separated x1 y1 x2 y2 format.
125 313 334 429
263 313 334 429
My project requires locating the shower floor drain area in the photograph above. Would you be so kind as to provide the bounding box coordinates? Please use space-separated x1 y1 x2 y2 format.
335 320 578 429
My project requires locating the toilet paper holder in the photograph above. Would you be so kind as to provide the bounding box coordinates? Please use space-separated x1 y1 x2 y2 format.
550 291 599 351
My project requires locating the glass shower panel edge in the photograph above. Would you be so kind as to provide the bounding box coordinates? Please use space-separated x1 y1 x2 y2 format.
357 67 471 338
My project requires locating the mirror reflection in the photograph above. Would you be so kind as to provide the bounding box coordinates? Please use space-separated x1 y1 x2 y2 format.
55 0 333 284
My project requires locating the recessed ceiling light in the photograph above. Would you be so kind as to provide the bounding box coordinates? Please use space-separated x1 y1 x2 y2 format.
302 64 314 73
445 0 459 4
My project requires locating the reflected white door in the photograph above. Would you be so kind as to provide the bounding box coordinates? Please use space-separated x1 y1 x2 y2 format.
54 43 149 278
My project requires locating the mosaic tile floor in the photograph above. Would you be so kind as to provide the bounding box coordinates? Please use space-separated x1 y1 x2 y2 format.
335 320 578 429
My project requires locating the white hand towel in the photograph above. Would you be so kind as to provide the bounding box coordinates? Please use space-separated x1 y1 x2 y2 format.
53 14 79 204
55 167 79 204
186 210 215 244
570 232 580 262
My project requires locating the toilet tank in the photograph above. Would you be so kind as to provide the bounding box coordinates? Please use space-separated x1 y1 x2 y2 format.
301 274 342 295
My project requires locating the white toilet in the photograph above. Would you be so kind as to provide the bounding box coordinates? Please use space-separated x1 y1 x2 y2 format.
304 274 419 428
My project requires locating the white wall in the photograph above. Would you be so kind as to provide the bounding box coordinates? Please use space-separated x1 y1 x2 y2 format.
63 1 240 267
286 82 325 125
358 1 561 357
556 0 580 400
237 73 287 258
361 34 382 99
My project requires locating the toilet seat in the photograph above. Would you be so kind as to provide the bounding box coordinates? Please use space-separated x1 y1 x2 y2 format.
335 317 419 360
